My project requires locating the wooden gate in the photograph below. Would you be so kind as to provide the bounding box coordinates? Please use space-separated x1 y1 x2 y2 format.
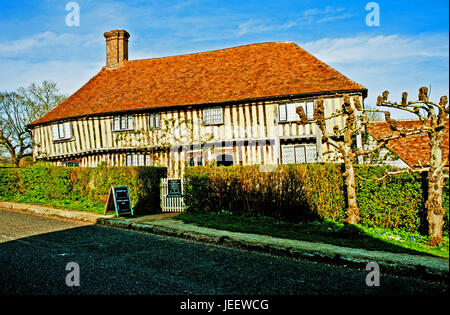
160 178 186 212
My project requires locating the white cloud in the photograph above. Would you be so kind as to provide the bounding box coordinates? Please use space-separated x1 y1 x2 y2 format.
300 33 449 119
301 34 449 64
236 6 353 36
0 59 104 95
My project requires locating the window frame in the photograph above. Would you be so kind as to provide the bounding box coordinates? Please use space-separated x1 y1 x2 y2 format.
281 144 317 164
203 106 223 125
112 114 135 132
52 121 73 142
149 112 161 130
278 101 315 123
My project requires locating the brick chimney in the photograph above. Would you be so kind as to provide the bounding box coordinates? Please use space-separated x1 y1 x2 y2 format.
104 29 130 69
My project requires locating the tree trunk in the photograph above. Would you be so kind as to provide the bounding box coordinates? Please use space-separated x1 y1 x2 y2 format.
425 129 446 244
343 156 360 225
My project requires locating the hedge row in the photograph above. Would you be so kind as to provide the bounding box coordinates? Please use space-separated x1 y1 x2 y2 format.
0 164 167 215
183 164 449 234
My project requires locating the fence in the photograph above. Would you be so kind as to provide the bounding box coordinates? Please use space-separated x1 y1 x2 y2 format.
160 178 186 212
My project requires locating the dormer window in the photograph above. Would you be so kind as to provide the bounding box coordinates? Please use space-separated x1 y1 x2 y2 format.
52 122 73 141
112 115 134 131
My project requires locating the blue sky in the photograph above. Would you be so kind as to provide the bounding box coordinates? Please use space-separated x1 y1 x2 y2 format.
0 0 448 119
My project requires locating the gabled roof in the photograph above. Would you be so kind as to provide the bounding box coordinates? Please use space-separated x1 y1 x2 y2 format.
366 119 449 168
28 41 366 126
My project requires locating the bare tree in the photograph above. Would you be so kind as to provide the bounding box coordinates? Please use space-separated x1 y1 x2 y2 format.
297 95 421 225
375 87 449 244
0 81 66 167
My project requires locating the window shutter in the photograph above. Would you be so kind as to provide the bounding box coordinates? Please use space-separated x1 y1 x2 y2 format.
52 125 59 140
128 116 134 130
64 122 72 139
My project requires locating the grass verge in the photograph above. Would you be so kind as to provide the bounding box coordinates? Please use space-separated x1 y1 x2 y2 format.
176 212 449 259
0 197 105 215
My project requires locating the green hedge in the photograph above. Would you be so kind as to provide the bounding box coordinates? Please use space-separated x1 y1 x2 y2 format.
184 164 449 234
0 164 167 215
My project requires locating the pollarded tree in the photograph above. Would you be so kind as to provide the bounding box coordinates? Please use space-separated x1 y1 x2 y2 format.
297 95 421 225
375 87 449 244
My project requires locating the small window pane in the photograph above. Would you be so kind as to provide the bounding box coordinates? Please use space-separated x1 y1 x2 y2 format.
128 116 134 130
132 154 138 166
113 117 120 131
306 102 314 121
286 103 299 121
145 155 151 166
155 113 160 128
279 104 287 121
64 122 72 139
188 158 195 166
139 154 144 166
52 125 59 140
149 114 154 129
281 146 295 164
58 123 65 139
121 116 127 130
126 155 132 166
295 146 306 164
305 145 317 163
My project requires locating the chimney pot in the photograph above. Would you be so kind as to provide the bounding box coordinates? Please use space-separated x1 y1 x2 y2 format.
104 29 130 69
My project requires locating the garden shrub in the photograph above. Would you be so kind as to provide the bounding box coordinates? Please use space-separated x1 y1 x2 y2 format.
184 164 345 223
184 164 449 234
0 165 166 215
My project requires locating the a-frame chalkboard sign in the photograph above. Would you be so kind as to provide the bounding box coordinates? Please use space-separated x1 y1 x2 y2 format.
104 186 134 217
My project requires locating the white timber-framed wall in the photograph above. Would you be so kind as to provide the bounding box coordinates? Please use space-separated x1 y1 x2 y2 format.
31 92 365 177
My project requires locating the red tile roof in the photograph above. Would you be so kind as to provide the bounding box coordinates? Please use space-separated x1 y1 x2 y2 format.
366 119 449 168
29 41 366 126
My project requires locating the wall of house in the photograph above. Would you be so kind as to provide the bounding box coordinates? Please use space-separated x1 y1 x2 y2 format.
31 93 363 176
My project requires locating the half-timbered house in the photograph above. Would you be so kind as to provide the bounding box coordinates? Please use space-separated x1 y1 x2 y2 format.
27 29 367 176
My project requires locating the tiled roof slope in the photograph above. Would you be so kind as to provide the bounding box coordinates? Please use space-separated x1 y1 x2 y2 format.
366 119 449 168
29 41 366 126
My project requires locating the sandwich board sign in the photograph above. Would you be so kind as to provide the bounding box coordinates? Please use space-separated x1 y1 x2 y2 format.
104 186 133 217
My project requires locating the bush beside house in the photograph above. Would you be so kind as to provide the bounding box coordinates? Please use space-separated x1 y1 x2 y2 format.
0 164 167 215
183 164 449 235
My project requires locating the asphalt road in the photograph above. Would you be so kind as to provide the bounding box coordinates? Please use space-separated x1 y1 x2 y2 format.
0 208 447 296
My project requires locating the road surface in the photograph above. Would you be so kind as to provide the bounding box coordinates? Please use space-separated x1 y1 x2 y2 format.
0 208 447 296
